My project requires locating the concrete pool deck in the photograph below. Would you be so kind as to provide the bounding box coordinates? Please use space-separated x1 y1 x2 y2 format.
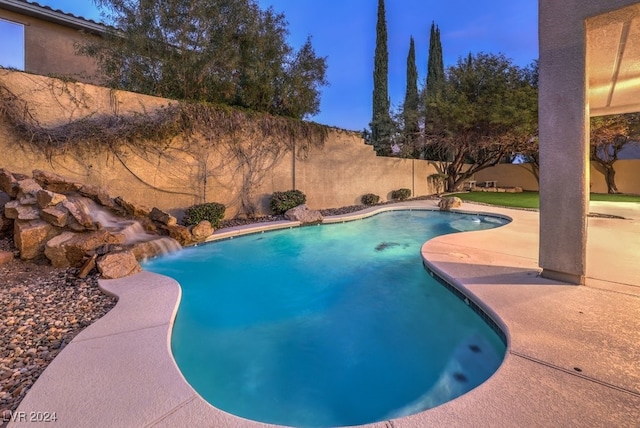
9 201 640 427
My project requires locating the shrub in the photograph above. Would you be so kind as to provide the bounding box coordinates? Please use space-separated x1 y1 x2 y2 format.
183 202 226 227
270 190 306 214
391 188 411 201
361 193 380 205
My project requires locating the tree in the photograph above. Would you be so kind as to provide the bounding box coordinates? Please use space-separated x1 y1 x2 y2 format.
401 36 420 157
80 0 327 119
370 0 393 155
590 113 640 193
426 53 538 192
425 22 444 105
422 22 445 160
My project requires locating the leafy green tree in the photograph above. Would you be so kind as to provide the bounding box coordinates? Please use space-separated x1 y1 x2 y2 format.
370 0 393 155
590 113 640 193
427 53 538 191
401 36 420 158
80 0 327 119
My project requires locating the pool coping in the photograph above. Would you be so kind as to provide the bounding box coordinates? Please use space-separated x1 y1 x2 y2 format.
10 200 640 427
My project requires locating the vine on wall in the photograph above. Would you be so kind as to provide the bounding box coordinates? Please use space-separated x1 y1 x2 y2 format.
0 74 328 216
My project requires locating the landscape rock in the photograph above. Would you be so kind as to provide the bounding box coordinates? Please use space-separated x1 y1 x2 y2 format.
36 190 67 208
438 196 463 211
40 206 69 228
79 184 113 208
191 220 214 241
0 169 19 197
16 179 43 198
114 197 151 218
44 230 126 268
62 199 94 229
14 220 62 260
284 204 324 224
78 254 98 279
4 201 40 221
0 250 13 265
32 169 82 193
149 207 177 226
165 224 192 246
130 238 178 260
97 251 142 279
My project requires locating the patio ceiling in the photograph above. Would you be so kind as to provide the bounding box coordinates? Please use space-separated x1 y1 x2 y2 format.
587 3 640 117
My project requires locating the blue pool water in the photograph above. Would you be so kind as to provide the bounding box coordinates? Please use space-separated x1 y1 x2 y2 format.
143 210 509 427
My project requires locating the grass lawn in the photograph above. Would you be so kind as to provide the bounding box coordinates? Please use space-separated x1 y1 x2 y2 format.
452 191 640 209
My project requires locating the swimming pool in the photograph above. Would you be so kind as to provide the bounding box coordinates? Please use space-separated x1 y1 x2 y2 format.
143 210 509 427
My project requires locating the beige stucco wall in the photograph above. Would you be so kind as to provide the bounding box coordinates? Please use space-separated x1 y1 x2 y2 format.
0 8 101 84
0 70 440 218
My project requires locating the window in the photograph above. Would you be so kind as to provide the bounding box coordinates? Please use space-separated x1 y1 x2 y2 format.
0 18 25 70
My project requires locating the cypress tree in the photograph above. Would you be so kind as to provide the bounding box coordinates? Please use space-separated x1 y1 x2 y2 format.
425 22 444 104
370 0 391 155
403 36 420 157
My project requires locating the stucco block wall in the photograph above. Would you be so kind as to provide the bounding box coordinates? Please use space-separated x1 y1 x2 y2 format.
476 161 640 194
0 8 101 84
0 71 440 218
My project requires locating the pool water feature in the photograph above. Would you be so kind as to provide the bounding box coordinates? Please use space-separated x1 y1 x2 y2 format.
143 210 509 427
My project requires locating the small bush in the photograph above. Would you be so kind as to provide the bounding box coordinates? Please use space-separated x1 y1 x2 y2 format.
391 188 412 201
361 193 380 205
183 202 226 227
270 190 306 214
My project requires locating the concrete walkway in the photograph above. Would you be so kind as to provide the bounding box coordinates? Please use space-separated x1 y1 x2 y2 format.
9 201 640 427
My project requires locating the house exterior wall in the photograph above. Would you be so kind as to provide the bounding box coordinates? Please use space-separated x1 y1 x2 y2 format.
0 8 101 84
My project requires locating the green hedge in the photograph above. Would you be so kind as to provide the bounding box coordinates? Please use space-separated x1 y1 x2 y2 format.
361 193 380 205
270 190 306 214
391 188 411 201
183 202 226 227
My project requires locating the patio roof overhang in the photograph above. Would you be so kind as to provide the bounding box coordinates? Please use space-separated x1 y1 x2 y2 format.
588 3 640 116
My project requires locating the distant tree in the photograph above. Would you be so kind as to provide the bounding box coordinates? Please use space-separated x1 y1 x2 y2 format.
422 22 445 160
427 53 538 192
401 36 420 158
79 0 327 119
425 22 445 104
590 113 640 194
370 0 393 155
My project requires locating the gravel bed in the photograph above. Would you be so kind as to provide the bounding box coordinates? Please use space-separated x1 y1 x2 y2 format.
0 236 117 426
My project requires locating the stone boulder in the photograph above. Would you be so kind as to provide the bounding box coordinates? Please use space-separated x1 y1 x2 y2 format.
45 230 126 268
438 197 463 211
284 204 323 224
165 224 192 246
79 184 114 208
97 251 142 279
191 220 214 241
14 220 62 260
40 206 69 228
36 190 67 208
4 200 40 221
130 237 179 260
17 179 43 199
0 251 13 265
62 199 95 229
32 169 82 193
114 197 151 218
149 207 177 226
0 169 19 197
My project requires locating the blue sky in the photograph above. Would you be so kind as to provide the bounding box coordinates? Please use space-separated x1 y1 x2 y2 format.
1 0 538 131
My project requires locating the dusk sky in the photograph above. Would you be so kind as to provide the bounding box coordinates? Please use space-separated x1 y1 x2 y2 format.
1 0 539 131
